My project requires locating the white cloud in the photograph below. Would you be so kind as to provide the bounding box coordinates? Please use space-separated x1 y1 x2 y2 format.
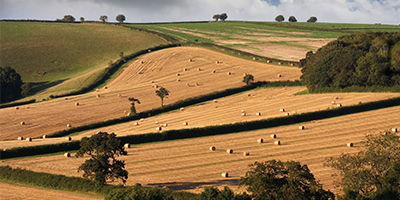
1 0 399 24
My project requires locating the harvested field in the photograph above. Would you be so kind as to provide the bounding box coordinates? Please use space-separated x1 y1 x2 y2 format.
0 182 103 200
2 106 399 195
2 87 399 149
0 47 301 141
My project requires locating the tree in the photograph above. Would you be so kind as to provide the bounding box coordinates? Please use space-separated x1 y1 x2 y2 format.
325 131 400 199
116 14 126 23
1 66 23 103
62 15 75 22
239 160 335 200
220 13 228 21
20 83 32 97
80 17 85 22
307 16 317 22
100 15 108 23
128 97 140 114
199 186 251 200
275 15 284 22
155 87 170 108
213 14 221 22
75 132 128 185
288 16 297 22
243 74 254 85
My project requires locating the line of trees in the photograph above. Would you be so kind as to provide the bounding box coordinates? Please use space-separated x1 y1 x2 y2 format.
56 14 126 23
275 15 317 22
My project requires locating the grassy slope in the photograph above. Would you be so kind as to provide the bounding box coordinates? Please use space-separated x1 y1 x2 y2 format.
0 22 168 99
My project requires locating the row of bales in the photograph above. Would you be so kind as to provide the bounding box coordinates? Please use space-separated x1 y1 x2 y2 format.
17 135 73 143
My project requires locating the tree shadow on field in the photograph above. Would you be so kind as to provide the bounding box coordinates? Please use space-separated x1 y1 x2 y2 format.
30 79 69 94
147 178 240 191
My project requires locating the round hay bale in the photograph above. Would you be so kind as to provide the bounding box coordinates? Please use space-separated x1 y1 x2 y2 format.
257 139 264 143
280 108 285 112
163 123 168 127
65 137 71 141
256 112 261 116
127 113 131 116
211 70 216 73
141 61 144 64
290 63 294 66
148 49 151 52
118 94 122 98
270 134 276 138
64 152 70 157
299 126 305 130
162 186 169 190
104 86 108 89
274 141 281 145
95 89 99 92
153 85 158 88
216 61 219 64
176 73 180 76
183 68 187 71
156 127 162 131
140 118 144 122
65 97 69 100
183 122 188 126
227 72 231 75
96 94 100 98
243 151 250 156
137 71 142 75
195 82 199 86
221 172 229 177
226 149 233 154
252 57 256 60
42 135 47 139
176 79 181 82
213 99 218 103
189 59 192 62
186 83 190 87
150 80 155 83
347 143 353 147
124 143 130 148
15 106 19 110
391 128 398 133
277 74 282 77
241 112 246 116
209 146 216 151
336 104 342 107
75 102 79 106
67 124 71 128
292 111 297 114
180 107 185 111
133 122 139 126
247 93 251 97
197 68 201 71
267 60 271 63
17 137 23 141
278 62 283 65
26 137 32 142
243 73 248 77
20 121 25 125
382 132 388 136
241 110 245 113
155 121 159 124
331 101 336 104
334 96 339 100
284 112 290 116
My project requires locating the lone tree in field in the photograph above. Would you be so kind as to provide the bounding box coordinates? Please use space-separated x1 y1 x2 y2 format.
76 132 128 185
307 16 317 22
288 16 297 22
243 74 254 85
325 131 400 199
116 14 126 23
213 14 221 22
155 87 170 108
220 13 228 21
275 15 284 22
99 15 108 23
239 160 335 200
59 15 75 22
128 97 141 114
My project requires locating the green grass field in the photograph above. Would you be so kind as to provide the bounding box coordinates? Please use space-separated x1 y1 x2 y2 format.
0 22 168 98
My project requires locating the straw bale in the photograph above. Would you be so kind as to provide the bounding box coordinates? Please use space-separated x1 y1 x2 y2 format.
18 137 23 141
197 68 201 71
216 61 220 64
176 73 180 76
65 137 71 141
189 59 192 62
124 143 130 148
180 107 185 111
277 74 282 77
183 68 187 71
104 86 108 89
347 143 353 147
391 128 397 133
75 102 79 106
140 118 144 122
267 60 271 63
211 70 216 73
257 139 264 143
195 82 199 86
15 106 19 110
156 127 162 131
183 122 188 125
96 94 100 98
213 99 217 103
227 72 231 75
336 104 342 107
241 112 246 116
285 112 290 116
278 62 283 65
270 134 276 138
226 149 233 154
299 126 305 130
243 152 250 156
20 121 25 125
26 137 32 142
256 112 261 116
176 79 181 82
64 152 70 157
42 135 47 139
253 57 256 60
134 122 139 126
280 108 285 112
274 141 281 145
209 146 216 151
141 61 144 64
221 172 229 177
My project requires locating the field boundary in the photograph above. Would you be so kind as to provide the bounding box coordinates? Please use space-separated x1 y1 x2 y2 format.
1 96 399 160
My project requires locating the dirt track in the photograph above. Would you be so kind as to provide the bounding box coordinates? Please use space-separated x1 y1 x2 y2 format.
0 47 301 141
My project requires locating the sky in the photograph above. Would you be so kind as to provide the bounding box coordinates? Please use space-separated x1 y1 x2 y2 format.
1 0 399 24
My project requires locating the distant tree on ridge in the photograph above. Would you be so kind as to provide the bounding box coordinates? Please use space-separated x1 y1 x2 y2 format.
116 14 126 23
307 16 317 22
275 15 284 22
289 16 297 22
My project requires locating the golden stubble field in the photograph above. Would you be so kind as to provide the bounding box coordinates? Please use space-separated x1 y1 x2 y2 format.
2 86 399 150
2 106 399 195
0 47 301 141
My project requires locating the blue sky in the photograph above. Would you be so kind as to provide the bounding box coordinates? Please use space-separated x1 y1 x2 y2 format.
1 0 399 24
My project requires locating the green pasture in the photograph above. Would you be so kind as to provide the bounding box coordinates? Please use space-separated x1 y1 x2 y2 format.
0 22 168 98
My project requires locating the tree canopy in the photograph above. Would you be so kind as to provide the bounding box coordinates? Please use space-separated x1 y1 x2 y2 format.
220 13 228 21
325 131 400 200
99 15 108 23
76 132 128 185
1 66 23 103
275 15 284 22
288 16 297 22
300 32 400 92
59 15 75 22
239 160 334 200
128 97 140 114
307 16 317 22
243 74 254 85
116 14 126 23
